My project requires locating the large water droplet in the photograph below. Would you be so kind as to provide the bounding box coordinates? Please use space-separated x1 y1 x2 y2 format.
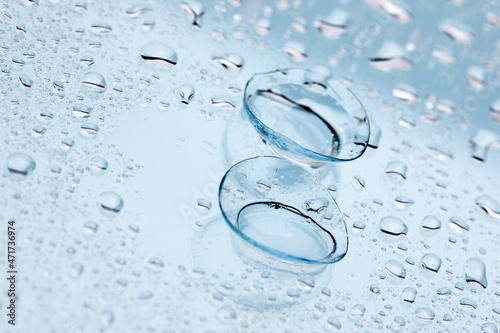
465 257 488 289
141 42 178 69
385 260 406 280
98 191 124 218
421 216 441 233
476 195 500 219
82 72 107 93
6 153 36 178
379 216 408 239
420 253 442 274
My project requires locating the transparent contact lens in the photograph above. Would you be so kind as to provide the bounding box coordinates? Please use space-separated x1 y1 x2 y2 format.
243 68 370 165
219 156 348 265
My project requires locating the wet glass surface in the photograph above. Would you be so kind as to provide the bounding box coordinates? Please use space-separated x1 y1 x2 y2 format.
0 0 499 332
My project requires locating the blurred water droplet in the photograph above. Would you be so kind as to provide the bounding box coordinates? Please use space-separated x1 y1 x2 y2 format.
365 0 412 23
98 191 124 218
125 6 151 19
349 304 366 320
370 41 412 72
296 275 315 292
385 260 406 280
80 123 99 139
196 198 212 213
481 323 498 333
181 1 205 26
476 195 500 219
314 9 349 39
211 54 244 74
414 307 435 323
83 221 98 235
6 153 36 177
179 84 195 104
90 157 108 175
326 316 342 330
73 104 93 119
91 22 112 34
217 305 237 321
283 41 308 62
385 161 407 180
439 19 474 44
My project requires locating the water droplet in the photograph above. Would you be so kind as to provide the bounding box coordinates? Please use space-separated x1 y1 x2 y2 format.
459 298 477 311
296 275 315 292
469 129 500 162
370 284 380 295
420 253 442 274
365 0 412 23
448 216 470 234
392 84 418 103
439 19 473 44
314 9 349 39
465 257 488 289
147 257 164 272
421 216 441 233
394 195 414 209
481 323 498 333
211 54 244 74
181 1 205 26
73 104 93 119
414 307 435 323
83 221 98 235
70 262 84 278
379 216 408 239
349 304 366 320
476 195 500 219
98 191 124 218
82 72 106 93
255 18 271 36
287 289 300 299
401 287 417 305
140 42 178 69
80 123 99 139
179 84 195 104
125 6 151 19
19 74 33 90
491 100 500 123
217 305 236 321
466 66 487 91
6 153 36 177
283 41 308 62
90 157 108 175
91 22 112 34
326 316 342 330
304 197 329 213
370 41 412 72
196 198 212 213
385 260 406 280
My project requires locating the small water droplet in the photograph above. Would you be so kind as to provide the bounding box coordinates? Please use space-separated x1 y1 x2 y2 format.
414 307 435 323
421 216 441 233
401 287 417 305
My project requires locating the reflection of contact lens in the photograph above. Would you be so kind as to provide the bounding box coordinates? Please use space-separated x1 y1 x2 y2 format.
243 68 370 165
219 156 348 265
